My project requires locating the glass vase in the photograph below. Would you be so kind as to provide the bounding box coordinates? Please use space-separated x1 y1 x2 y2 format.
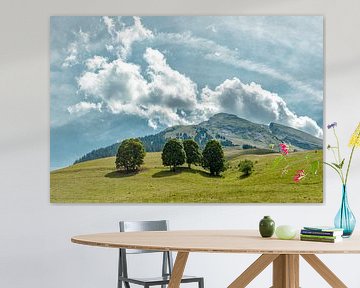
334 185 356 237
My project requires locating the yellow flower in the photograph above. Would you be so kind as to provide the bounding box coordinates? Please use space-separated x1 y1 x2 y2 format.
349 122 360 147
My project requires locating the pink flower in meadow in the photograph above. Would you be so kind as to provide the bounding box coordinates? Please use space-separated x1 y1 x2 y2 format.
293 170 305 183
279 143 289 155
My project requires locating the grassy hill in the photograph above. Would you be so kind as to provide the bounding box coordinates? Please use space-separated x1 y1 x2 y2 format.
50 149 323 203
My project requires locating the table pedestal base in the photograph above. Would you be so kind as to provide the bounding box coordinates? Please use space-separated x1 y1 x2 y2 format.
168 252 348 288
227 254 347 288
272 254 299 288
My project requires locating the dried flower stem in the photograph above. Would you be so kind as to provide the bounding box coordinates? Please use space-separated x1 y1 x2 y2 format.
333 128 345 183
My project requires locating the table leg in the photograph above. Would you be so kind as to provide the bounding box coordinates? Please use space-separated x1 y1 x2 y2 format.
301 254 347 288
168 252 189 288
228 253 348 288
272 254 299 288
228 254 279 288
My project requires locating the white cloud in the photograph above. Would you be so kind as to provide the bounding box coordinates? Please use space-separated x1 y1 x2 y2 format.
142 105 193 130
103 16 116 36
78 29 90 43
85 55 108 71
62 29 90 68
144 48 198 111
75 48 199 129
78 58 149 111
222 16 323 56
200 78 323 137
103 16 153 59
105 44 114 53
209 52 323 102
74 48 322 138
62 43 78 68
206 25 217 33
67 101 102 114
155 32 323 102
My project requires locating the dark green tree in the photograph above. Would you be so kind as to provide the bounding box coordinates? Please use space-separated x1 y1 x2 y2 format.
183 139 202 168
115 138 146 172
202 140 226 176
161 138 186 172
238 159 254 176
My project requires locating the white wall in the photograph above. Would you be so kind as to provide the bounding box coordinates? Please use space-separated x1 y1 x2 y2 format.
1 0 360 287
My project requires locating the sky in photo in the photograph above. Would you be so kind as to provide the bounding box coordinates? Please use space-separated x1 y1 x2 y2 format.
50 16 323 169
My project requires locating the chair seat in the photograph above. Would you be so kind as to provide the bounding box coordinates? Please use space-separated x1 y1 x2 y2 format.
119 274 203 286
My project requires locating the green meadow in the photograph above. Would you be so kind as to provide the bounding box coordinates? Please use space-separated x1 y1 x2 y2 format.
50 149 323 203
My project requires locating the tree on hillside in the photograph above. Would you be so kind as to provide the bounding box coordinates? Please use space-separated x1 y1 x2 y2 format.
115 138 146 172
162 139 186 172
202 140 226 176
183 139 202 168
238 159 254 176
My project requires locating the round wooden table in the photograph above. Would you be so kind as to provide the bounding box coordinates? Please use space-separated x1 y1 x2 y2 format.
72 230 360 288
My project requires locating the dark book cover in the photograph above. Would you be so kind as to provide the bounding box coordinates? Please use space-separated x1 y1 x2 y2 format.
300 229 342 237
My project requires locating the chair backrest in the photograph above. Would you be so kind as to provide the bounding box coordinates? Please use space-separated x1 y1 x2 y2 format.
118 220 173 283
119 220 169 254
120 220 168 232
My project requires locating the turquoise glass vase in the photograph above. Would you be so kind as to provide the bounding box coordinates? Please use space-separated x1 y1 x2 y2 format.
334 185 356 237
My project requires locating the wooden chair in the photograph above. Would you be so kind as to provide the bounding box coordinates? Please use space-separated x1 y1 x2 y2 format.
118 220 204 288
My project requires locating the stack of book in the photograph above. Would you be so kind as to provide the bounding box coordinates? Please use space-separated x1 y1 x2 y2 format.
300 226 344 243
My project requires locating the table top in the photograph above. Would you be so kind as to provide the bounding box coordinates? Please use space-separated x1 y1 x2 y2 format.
71 230 360 254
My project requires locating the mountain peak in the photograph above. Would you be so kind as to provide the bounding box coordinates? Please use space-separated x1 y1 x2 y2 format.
209 112 237 118
209 112 241 120
206 113 251 124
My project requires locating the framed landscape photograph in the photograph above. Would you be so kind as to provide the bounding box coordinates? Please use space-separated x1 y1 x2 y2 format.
50 16 324 203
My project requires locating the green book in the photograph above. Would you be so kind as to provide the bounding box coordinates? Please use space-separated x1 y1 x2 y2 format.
300 234 339 240
300 236 342 243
